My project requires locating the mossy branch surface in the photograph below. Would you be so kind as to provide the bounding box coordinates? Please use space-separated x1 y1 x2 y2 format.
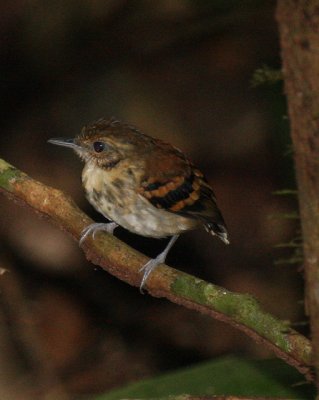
0 158 312 380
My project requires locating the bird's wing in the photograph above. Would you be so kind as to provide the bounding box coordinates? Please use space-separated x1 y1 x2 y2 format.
138 144 229 243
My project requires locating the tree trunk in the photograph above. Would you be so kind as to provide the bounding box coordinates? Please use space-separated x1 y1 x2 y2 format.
277 0 319 390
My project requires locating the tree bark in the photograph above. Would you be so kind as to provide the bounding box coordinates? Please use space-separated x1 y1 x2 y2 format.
277 0 319 389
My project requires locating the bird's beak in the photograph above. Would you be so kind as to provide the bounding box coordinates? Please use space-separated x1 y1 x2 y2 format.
47 137 80 150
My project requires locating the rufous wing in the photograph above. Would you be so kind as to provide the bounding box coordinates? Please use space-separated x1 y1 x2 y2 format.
139 144 229 244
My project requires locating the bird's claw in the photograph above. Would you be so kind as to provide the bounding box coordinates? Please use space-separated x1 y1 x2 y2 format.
79 222 118 246
139 254 165 293
139 235 179 293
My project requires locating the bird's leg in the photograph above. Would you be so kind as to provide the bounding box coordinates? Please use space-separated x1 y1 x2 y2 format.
139 234 180 292
79 222 118 246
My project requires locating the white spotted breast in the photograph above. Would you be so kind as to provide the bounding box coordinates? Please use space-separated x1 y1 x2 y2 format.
82 161 198 238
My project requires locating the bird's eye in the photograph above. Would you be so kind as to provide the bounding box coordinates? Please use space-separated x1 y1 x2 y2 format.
93 141 105 153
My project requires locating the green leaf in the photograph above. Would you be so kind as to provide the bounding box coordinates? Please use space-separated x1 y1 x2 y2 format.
93 356 315 400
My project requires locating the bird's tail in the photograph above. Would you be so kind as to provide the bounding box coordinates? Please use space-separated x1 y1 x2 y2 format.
205 222 230 245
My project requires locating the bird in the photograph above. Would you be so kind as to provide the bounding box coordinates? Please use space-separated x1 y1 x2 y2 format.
48 118 229 291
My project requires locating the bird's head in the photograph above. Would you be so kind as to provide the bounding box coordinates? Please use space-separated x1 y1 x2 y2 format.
48 118 150 169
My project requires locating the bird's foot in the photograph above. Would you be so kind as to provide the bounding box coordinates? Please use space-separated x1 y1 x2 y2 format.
79 222 118 246
139 235 179 293
139 252 166 293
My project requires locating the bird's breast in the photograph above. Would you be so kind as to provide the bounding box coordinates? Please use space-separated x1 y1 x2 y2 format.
82 162 198 238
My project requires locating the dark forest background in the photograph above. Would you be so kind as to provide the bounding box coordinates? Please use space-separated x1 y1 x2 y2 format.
0 1 303 398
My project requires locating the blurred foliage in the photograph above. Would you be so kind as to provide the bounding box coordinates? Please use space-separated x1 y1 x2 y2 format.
251 64 283 87
272 191 303 267
95 356 315 399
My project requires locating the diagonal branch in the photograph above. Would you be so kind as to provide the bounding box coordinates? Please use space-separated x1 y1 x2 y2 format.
0 158 313 380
